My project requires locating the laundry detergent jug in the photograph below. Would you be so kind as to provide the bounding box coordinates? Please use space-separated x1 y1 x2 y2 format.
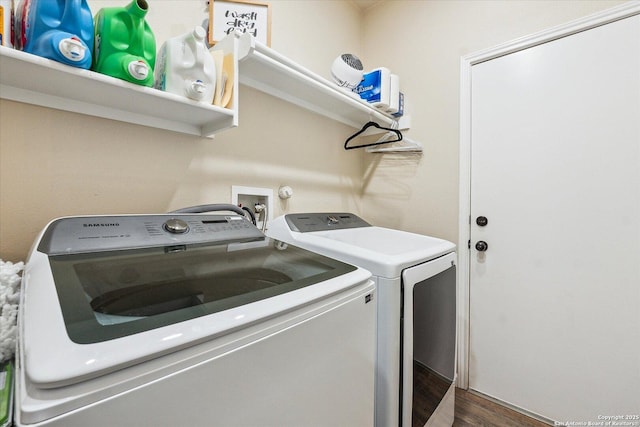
92 0 155 87
154 26 216 103
20 0 94 69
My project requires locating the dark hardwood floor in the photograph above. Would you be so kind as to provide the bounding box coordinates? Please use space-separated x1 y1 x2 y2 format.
411 359 548 426
454 388 549 427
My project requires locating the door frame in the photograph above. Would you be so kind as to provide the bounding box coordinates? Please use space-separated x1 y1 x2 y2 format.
456 2 640 390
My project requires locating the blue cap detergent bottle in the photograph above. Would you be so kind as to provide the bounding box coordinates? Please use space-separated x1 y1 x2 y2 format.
21 0 94 69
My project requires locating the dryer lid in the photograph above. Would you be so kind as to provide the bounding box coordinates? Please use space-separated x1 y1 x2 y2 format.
268 214 456 278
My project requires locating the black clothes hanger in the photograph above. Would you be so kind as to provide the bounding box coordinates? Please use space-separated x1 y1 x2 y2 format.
344 121 403 150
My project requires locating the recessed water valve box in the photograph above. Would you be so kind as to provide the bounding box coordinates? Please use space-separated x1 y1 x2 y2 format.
231 186 274 229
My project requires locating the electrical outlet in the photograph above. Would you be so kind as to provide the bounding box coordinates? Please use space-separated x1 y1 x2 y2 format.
231 186 274 229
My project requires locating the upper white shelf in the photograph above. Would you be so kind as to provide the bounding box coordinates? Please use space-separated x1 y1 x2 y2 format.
0 46 236 138
230 32 401 130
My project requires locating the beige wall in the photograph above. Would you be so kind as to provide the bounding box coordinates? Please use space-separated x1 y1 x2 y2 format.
360 0 626 243
0 0 364 262
0 0 627 262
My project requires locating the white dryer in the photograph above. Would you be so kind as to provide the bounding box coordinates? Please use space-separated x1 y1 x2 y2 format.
16 213 376 426
268 213 457 427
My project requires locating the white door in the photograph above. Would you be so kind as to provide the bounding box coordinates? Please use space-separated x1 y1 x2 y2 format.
468 13 640 422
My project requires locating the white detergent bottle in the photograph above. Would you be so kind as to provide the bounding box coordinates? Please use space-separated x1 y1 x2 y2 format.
155 26 216 103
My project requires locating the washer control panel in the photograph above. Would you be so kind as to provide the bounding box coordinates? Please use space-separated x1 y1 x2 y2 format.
38 214 263 255
285 213 370 233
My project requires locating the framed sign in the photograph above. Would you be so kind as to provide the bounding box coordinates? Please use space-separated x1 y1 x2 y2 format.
209 0 271 46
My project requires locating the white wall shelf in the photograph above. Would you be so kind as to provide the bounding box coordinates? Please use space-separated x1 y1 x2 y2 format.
1 35 416 151
0 46 237 138
230 32 402 130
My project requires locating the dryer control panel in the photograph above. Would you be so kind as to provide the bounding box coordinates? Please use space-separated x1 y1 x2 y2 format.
285 213 370 233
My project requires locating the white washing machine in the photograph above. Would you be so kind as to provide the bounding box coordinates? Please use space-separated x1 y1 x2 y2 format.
16 212 376 426
268 213 457 427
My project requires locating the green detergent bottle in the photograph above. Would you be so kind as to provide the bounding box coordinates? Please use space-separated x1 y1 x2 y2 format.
92 0 156 87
